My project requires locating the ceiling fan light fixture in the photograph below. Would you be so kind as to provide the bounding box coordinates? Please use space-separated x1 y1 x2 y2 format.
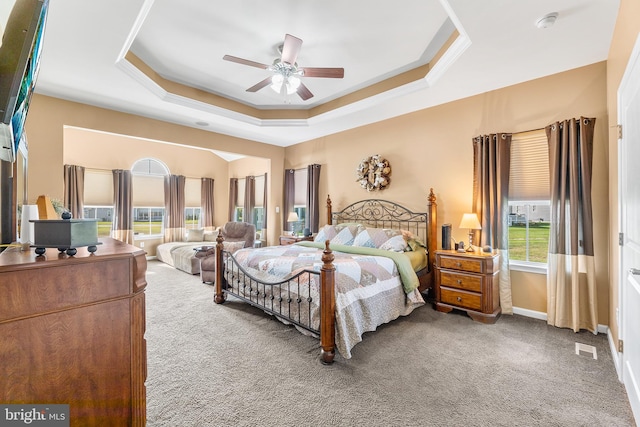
270 74 300 95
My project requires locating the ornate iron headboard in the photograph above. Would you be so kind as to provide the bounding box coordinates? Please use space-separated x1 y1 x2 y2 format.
330 199 429 244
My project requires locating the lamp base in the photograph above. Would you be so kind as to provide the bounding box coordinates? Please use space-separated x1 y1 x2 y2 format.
467 231 475 252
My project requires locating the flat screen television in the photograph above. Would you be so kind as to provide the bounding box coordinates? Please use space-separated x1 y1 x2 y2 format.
0 0 49 163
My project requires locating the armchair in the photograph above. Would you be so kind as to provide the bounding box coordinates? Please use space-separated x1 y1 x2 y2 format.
198 222 256 283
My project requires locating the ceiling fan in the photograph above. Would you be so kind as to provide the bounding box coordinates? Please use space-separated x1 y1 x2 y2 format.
223 34 344 101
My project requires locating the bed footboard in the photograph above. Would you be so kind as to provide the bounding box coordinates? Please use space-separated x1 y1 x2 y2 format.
214 236 337 364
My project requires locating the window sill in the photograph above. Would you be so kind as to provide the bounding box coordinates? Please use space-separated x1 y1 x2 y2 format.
133 235 163 240
509 261 547 275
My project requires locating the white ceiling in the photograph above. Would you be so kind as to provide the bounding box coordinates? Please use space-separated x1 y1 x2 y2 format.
34 0 619 151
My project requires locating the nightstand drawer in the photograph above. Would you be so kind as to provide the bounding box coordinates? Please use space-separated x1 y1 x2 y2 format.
440 271 482 292
440 288 482 311
439 256 483 273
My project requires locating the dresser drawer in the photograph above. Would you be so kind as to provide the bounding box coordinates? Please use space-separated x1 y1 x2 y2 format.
439 256 483 273
440 270 482 292
440 288 482 311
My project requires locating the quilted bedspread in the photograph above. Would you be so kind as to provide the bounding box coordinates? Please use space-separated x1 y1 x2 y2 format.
227 243 425 359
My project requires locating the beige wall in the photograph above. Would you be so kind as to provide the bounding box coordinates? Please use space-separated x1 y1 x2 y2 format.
286 62 609 320
62 126 229 225
24 95 286 245
606 0 640 345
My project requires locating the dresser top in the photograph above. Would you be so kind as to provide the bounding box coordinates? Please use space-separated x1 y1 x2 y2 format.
0 237 144 268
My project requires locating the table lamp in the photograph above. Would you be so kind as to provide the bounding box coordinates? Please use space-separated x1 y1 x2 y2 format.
287 212 299 235
459 213 482 252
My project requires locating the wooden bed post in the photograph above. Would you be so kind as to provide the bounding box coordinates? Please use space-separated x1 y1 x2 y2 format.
326 195 333 225
427 188 438 285
214 234 226 304
320 240 336 364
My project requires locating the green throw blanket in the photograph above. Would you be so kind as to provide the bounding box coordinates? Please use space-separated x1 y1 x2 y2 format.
296 241 420 294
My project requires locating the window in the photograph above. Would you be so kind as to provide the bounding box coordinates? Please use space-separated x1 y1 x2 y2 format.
508 130 549 266
83 206 113 237
234 207 244 222
184 178 201 230
508 202 550 264
133 207 165 236
84 169 115 237
291 169 307 233
132 158 168 237
185 207 201 229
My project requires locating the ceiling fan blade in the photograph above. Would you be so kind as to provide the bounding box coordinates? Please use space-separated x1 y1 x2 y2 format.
246 76 273 93
296 82 313 101
223 55 269 70
281 34 302 65
301 67 344 78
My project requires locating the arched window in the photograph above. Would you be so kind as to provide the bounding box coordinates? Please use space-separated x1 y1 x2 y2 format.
131 158 168 236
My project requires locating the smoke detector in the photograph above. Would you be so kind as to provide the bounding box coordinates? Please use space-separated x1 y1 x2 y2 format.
536 12 558 29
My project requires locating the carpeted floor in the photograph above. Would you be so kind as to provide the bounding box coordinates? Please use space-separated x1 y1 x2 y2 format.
144 260 636 426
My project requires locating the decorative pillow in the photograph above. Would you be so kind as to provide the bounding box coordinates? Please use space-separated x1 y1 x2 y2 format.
186 228 205 242
203 230 219 242
406 237 427 252
379 235 408 252
314 224 363 246
353 228 408 252
223 241 245 254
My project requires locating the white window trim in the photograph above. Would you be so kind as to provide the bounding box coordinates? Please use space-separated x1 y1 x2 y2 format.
509 260 547 275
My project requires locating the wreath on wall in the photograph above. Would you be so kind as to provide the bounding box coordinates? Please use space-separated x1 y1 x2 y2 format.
356 154 391 191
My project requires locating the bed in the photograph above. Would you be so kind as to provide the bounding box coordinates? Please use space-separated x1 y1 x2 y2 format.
213 189 437 363
156 229 219 274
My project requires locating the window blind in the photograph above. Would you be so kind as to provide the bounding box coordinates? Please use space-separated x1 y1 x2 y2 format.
236 178 245 207
132 175 164 207
184 177 200 207
294 168 307 206
84 169 113 206
509 129 549 202
254 175 265 208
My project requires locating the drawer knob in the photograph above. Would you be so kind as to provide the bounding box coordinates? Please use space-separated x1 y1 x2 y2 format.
456 262 462 267
457 279 462 284
457 296 462 302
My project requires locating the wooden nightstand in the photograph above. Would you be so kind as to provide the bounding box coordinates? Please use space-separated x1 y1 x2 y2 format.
434 249 501 324
279 235 314 245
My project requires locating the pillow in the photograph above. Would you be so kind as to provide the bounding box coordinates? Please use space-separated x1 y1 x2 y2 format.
223 241 245 254
353 228 408 252
186 228 205 242
314 224 363 246
406 237 427 252
203 230 219 242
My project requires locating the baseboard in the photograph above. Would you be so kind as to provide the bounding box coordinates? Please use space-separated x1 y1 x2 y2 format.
512 306 609 334
608 328 623 381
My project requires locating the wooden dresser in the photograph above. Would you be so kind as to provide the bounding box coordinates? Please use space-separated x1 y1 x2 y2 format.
0 237 147 426
434 249 500 324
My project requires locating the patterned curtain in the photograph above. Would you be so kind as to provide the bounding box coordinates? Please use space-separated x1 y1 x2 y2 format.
63 164 84 219
472 133 513 314
228 178 238 221
283 169 295 232
164 174 185 242
111 169 133 244
306 164 321 233
546 117 597 333
201 178 215 231
244 175 255 225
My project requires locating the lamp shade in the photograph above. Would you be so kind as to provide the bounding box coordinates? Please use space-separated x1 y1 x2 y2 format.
459 213 481 230
287 212 299 222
